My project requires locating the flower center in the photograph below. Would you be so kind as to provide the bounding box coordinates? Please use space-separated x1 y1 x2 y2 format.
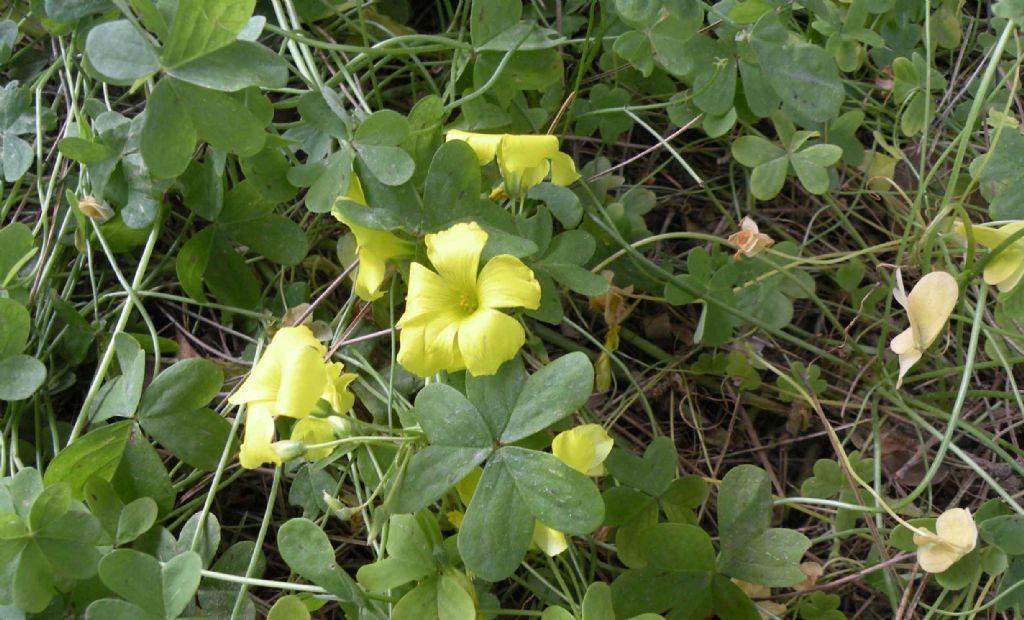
458 292 478 313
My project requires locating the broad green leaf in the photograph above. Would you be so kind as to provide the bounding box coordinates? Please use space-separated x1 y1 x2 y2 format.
457 457 534 581
980 515 1024 555
717 528 811 586
604 436 677 497
171 79 266 157
757 43 844 124
717 465 772 561
392 575 476 620
139 78 197 179
465 354 525 439
141 407 231 471
355 110 410 146
661 476 708 523
167 41 288 91
85 599 160 620
500 446 604 535
528 183 582 228
500 352 594 443
28 484 71 531
0 297 29 357
85 20 160 83
582 582 615 620
45 0 113 21
98 549 202 617
305 148 354 213
278 518 365 604
0 222 34 286
710 574 760 620
0 134 32 183
538 231 609 296
423 140 482 231
138 358 224 419
356 514 436 591
161 0 257 68
414 383 493 447
43 420 132 499
112 429 176 515
470 0 522 47
204 240 262 308
731 136 783 167
226 214 309 267
268 595 311 620
390 445 492 514
175 512 221 567
749 156 789 200
937 550 982 591
58 136 113 163
94 333 146 422
176 227 215 303
635 522 716 571
355 144 415 186
615 0 662 28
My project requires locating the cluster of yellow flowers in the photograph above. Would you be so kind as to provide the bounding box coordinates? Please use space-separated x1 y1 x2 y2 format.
229 129 993 577
228 327 356 469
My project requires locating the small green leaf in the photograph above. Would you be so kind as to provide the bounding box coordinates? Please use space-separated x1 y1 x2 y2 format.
115 498 158 545
138 358 224 420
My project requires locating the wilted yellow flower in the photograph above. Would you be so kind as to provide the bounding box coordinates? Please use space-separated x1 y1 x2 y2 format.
396 222 541 377
78 194 114 223
332 174 413 301
952 220 1024 292
532 425 612 556
727 216 774 259
889 270 958 388
446 129 579 197
913 508 978 573
731 580 788 619
229 326 357 468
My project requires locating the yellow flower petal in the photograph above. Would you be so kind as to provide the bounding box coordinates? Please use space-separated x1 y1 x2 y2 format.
457 308 526 376
553 424 613 476
455 467 482 505
889 271 958 388
549 152 580 186
914 508 977 573
290 417 337 461
398 262 467 326
344 173 367 205
230 327 327 412
425 222 488 296
397 320 466 377
476 255 542 310
497 134 559 196
239 405 282 469
322 363 357 414
275 342 328 418
532 521 569 556
446 129 501 165
954 221 1024 291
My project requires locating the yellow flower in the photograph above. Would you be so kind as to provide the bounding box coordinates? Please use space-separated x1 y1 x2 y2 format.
332 174 413 301
229 326 357 468
552 424 614 476
914 508 978 573
532 424 612 556
727 216 774 259
889 270 958 388
446 129 579 197
952 220 1024 292
396 222 541 377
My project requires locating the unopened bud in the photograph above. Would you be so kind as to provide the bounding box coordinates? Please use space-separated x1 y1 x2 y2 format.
78 195 114 223
328 415 354 437
271 440 306 461
311 398 334 418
